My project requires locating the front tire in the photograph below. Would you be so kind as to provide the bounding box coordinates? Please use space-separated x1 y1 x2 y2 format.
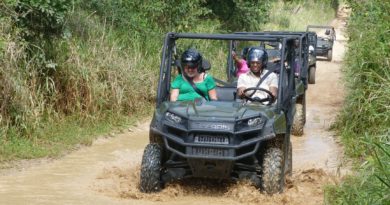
140 143 163 193
262 147 284 194
327 49 333 61
308 66 316 84
291 103 304 136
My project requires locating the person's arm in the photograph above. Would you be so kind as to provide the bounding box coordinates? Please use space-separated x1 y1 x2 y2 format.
270 86 278 98
269 73 278 98
170 76 182 102
232 51 240 63
170 89 179 102
205 74 218 100
237 75 247 99
208 89 217 101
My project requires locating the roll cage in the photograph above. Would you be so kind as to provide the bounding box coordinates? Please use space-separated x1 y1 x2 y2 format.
156 32 299 112
233 31 310 89
306 25 336 40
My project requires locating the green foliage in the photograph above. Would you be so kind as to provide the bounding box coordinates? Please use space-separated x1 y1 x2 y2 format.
325 134 390 205
326 1 390 204
264 0 337 30
0 112 142 161
13 0 71 39
79 0 211 37
283 0 339 11
335 0 390 150
204 0 271 32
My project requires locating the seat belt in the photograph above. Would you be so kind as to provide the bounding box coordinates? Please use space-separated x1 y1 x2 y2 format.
183 74 208 100
175 59 208 100
248 68 276 98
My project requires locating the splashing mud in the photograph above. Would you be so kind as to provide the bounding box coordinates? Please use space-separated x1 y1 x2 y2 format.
93 160 339 205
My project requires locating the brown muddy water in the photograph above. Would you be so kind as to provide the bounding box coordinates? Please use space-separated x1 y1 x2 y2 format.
0 8 350 205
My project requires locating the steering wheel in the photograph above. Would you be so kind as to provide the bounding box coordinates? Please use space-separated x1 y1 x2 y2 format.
243 87 276 105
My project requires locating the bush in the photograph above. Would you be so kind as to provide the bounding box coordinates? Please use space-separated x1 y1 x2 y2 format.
13 0 71 39
327 1 390 204
78 0 211 38
204 0 271 32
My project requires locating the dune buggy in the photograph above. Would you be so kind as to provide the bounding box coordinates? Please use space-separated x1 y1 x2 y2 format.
307 25 336 61
307 31 317 84
140 33 300 194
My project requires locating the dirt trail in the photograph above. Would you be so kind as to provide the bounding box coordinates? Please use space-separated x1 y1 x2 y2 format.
0 8 350 205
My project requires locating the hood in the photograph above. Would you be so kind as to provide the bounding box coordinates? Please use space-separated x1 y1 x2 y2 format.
160 101 275 121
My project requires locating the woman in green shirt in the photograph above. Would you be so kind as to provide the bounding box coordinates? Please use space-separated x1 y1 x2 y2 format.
170 49 218 102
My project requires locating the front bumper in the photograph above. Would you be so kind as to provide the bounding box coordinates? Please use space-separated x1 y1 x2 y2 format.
150 120 276 161
316 47 330 56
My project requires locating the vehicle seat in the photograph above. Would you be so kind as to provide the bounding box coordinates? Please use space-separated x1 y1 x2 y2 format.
216 86 237 101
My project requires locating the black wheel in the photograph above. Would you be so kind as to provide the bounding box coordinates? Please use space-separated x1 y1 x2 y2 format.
291 103 304 136
308 66 316 84
140 143 163 193
285 141 292 177
262 147 284 194
327 49 333 61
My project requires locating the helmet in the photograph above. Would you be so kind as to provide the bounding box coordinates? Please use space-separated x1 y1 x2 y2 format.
247 47 268 67
241 47 250 59
181 48 203 72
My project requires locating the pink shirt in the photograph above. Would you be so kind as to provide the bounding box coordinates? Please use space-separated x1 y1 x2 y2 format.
236 59 249 77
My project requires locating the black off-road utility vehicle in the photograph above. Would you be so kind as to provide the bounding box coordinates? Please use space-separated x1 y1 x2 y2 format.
140 33 300 194
307 31 317 84
307 25 336 61
234 31 309 136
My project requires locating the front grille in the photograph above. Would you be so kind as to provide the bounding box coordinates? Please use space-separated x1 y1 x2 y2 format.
192 147 229 157
194 135 229 145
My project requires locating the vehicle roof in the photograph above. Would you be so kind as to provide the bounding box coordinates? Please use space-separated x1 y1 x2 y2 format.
166 32 298 42
234 31 308 38
306 25 334 31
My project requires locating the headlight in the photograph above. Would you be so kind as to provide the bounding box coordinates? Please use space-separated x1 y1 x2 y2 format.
247 117 265 127
165 112 182 124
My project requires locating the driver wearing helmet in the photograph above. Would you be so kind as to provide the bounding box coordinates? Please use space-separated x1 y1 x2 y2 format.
170 48 218 102
237 48 278 101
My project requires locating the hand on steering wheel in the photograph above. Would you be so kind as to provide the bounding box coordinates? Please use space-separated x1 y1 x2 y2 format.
242 87 276 105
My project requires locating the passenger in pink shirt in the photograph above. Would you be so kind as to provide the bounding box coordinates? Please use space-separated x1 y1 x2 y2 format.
232 51 249 77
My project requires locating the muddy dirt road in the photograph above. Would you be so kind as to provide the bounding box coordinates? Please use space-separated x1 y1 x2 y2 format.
0 10 349 205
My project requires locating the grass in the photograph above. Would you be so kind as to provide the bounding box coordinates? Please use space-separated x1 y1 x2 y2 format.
0 108 153 162
325 134 390 205
324 1 390 204
264 1 337 31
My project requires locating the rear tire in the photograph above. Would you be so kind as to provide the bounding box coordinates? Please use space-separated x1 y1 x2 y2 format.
291 103 304 136
327 49 333 61
308 66 316 84
140 143 163 193
262 147 284 194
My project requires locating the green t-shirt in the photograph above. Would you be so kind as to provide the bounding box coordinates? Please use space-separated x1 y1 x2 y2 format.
171 74 216 101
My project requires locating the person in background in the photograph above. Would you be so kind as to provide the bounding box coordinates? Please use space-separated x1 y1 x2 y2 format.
170 48 218 102
232 48 249 77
